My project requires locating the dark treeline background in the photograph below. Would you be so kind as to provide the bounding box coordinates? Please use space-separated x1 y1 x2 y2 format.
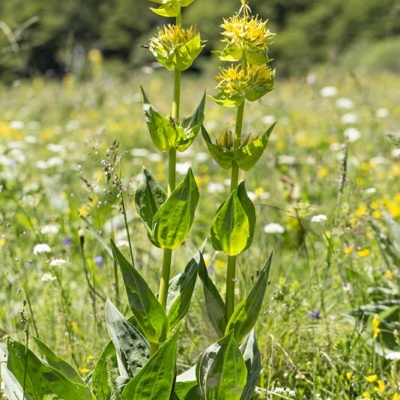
1 0 400 79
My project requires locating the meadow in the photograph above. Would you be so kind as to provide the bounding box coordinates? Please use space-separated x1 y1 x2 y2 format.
1 63 400 399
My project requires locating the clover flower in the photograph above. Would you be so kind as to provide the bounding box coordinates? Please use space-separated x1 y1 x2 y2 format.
149 24 204 72
218 13 275 64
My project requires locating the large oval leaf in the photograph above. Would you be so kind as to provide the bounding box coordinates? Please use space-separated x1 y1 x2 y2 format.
153 168 199 249
196 330 247 400
122 330 179 399
210 190 249 256
105 300 150 379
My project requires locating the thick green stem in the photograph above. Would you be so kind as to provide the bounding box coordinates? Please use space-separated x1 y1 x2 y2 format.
158 247 172 310
158 67 181 313
225 100 245 322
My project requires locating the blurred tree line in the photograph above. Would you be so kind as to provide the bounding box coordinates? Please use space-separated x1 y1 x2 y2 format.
1 0 400 79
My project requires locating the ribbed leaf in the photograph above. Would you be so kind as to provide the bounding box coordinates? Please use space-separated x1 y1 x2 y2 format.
105 300 150 380
226 254 273 342
33 337 82 384
111 240 169 344
6 339 92 400
196 330 247 400
122 330 179 399
153 168 199 249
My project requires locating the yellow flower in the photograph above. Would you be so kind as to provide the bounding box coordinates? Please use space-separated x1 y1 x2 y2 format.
357 248 370 258
214 64 274 107
0 237 5 246
372 315 381 339
88 48 103 65
374 379 385 394
79 367 90 375
218 13 275 64
362 392 371 398
344 246 353 255
365 375 378 383
346 372 353 381
149 24 204 71
392 393 400 400
385 269 394 280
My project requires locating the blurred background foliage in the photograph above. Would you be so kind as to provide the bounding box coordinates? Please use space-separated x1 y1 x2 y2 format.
1 0 400 80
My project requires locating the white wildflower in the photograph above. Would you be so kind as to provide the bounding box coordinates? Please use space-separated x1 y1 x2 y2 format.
386 352 400 360
263 223 285 234
341 113 357 124
391 148 400 158
320 86 337 97
262 115 277 125
311 214 328 223
376 108 389 118
335 98 354 109
278 155 296 165
33 243 52 255
50 259 66 267
40 225 59 235
344 127 361 142
9 120 24 129
131 148 150 158
41 273 56 282
207 182 225 194
176 161 192 175
365 187 377 195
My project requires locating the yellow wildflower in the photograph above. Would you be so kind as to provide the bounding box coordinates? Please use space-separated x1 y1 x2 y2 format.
346 372 353 381
365 375 378 383
357 248 370 258
149 24 204 72
214 64 275 107
344 246 353 255
79 367 90 374
372 315 381 339
218 13 274 64
374 379 385 394
385 269 394 280
362 392 371 398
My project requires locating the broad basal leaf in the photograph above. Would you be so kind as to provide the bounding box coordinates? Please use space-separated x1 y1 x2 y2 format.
7 339 92 400
122 330 179 400
111 240 169 344
196 330 247 400
105 300 150 380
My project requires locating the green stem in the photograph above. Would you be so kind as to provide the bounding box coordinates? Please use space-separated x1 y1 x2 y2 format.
158 65 182 313
225 100 245 322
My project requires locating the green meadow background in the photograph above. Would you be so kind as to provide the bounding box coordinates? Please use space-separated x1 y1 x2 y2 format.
1 0 400 398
